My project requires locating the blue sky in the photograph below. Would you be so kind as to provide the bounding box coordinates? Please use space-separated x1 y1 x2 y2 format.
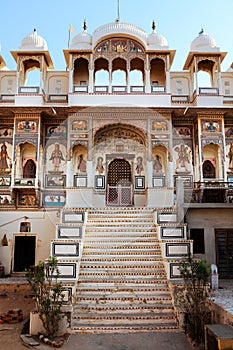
0 0 233 72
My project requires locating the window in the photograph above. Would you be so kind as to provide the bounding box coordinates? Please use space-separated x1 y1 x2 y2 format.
176 88 183 95
152 81 158 86
56 80 62 86
225 89 230 95
176 80 182 87
224 81 230 86
80 81 87 86
7 79 13 93
190 228 205 254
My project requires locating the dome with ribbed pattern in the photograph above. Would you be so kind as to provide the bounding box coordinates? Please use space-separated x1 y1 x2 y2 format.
19 29 48 51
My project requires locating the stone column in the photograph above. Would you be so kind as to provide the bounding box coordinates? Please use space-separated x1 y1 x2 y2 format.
176 177 185 223
69 69 73 93
147 161 153 187
168 161 174 187
145 70 151 93
89 69 94 93
66 161 72 187
87 160 93 188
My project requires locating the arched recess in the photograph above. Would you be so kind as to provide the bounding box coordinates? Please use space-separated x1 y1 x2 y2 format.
16 142 36 178
152 144 168 176
94 123 147 147
130 58 144 85
197 59 215 88
150 58 166 87
202 143 221 179
20 59 40 86
94 123 147 206
73 57 89 86
112 58 127 85
94 58 109 85
72 144 88 174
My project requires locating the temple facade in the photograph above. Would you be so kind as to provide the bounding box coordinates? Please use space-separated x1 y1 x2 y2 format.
0 20 233 280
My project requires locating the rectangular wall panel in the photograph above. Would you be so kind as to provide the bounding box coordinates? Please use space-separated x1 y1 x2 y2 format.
62 211 86 223
166 243 190 257
158 213 178 223
57 226 83 239
161 226 185 239
52 242 79 257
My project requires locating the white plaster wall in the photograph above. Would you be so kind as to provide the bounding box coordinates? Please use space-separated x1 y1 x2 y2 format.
186 208 233 265
0 210 59 273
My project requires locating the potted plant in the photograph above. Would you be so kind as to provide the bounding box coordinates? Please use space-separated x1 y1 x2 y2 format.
26 256 66 339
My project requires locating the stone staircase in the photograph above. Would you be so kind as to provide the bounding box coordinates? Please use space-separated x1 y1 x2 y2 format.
70 207 179 333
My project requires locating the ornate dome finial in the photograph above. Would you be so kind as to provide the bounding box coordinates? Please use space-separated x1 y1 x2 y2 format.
152 20 156 31
83 19 87 31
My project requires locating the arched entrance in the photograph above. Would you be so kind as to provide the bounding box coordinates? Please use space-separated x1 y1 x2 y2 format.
107 158 133 206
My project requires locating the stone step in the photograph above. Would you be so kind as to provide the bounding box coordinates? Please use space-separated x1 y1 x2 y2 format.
73 303 175 314
79 266 165 273
77 278 167 285
85 236 157 242
83 244 161 250
75 296 172 305
75 289 171 298
85 232 157 238
78 272 166 280
82 251 162 257
86 223 154 227
80 262 165 268
80 257 163 263
69 323 178 333
85 227 155 232
72 313 176 325
68 206 179 334
75 286 171 293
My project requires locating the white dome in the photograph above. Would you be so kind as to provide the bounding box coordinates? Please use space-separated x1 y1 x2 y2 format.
70 30 92 50
190 29 219 52
19 29 48 51
92 22 147 48
147 30 168 49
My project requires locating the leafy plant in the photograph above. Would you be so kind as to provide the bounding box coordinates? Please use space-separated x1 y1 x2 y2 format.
177 254 211 344
25 256 65 338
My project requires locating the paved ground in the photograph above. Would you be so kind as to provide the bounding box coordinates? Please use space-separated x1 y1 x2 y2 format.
63 332 193 350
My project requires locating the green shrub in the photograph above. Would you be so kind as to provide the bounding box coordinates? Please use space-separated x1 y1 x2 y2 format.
177 254 211 343
26 256 65 338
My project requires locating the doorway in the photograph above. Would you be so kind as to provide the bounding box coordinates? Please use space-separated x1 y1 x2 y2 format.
13 235 36 272
106 158 133 206
215 229 233 278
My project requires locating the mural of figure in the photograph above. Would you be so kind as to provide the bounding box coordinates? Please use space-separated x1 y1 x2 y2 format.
96 157 104 174
227 144 233 171
153 155 163 174
175 144 191 172
136 156 143 175
49 143 64 172
77 154 87 172
0 142 11 172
